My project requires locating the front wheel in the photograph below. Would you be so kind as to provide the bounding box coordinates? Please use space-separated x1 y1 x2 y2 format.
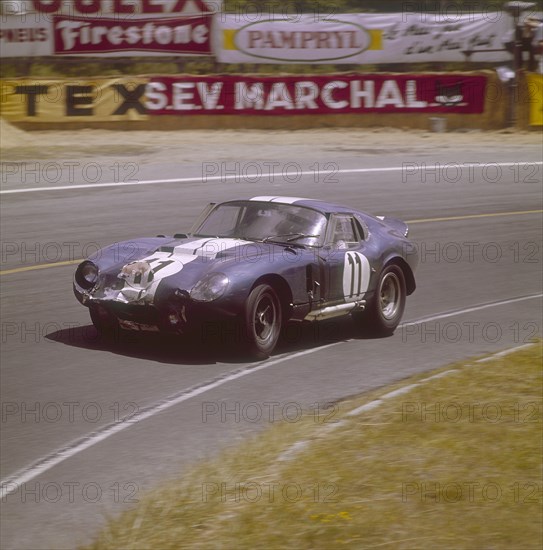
355 264 406 336
243 284 282 359
89 306 120 342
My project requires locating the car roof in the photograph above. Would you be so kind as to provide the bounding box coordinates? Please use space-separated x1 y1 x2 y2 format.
247 196 355 215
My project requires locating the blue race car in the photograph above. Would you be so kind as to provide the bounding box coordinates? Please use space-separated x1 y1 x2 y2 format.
74 196 418 358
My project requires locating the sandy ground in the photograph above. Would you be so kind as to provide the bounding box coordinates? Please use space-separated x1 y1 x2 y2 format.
1 119 541 165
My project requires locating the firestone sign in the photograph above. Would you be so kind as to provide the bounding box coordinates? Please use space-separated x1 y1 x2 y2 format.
53 15 210 54
0 0 218 56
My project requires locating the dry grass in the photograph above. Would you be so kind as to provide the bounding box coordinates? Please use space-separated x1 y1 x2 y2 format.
85 343 542 550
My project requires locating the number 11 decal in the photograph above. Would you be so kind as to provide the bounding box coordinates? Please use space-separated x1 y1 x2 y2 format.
343 252 370 302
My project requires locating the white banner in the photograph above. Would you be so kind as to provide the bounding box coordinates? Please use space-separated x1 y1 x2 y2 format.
0 15 51 56
215 12 513 64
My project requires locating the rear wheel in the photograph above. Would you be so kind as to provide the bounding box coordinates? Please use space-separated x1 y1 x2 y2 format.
243 284 282 359
354 264 406 336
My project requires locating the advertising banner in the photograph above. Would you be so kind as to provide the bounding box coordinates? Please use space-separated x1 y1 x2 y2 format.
145 74 487 115
1 74 486 122
0 15 51 57
0 0 218 57
2 1 220 16
525 72 543 126
0 74 486 122
215 12 512 64
53 15 211 55
0 78 149 121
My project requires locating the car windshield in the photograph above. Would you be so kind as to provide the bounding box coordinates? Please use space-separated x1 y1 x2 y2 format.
193 201 327 247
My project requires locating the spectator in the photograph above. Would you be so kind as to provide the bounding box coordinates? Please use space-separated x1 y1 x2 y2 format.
503 16 543 71
528 18 543 73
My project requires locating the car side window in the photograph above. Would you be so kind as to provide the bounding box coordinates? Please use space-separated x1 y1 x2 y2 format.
197 205 244 236
329 215 361 249
354 214 369 241
353 216 368 241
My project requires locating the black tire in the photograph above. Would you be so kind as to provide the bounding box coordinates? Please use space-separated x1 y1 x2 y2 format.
89 306 120 343
243 284 282 359
355 264 406 336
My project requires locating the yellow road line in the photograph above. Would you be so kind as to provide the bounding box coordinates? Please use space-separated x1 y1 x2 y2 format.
0 259 81 276
1 209 542 276
407 209 542 224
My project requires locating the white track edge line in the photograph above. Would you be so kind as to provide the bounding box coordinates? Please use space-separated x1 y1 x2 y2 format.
1 294 541 498
400 293 543 327
345 344 536 418
0 342 341 499
278 339 537 459
2 162 541 194
475 342 538 363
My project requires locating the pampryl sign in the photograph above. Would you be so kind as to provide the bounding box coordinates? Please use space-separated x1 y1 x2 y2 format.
219 15 382 63
216 12 511 64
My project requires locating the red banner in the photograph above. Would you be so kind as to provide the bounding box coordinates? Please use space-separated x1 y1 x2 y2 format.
145 74 486 115
32 0 216 16
53 15 211 55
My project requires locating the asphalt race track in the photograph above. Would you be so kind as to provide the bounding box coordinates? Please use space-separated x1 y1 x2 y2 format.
1 138 542 549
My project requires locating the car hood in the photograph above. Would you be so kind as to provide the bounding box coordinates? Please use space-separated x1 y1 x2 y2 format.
86 236 292 305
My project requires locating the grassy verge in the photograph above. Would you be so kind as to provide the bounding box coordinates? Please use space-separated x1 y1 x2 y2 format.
87 343 542 550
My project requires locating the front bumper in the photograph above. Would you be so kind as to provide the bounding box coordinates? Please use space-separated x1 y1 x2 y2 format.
75 285 238 335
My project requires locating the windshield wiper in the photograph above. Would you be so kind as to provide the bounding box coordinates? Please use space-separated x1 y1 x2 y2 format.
263 233 320 244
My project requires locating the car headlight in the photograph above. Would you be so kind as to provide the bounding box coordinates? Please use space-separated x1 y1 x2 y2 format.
75 261 99 290
190 272 229 302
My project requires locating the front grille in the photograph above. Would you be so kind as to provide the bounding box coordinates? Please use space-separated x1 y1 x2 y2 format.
109 303 160 325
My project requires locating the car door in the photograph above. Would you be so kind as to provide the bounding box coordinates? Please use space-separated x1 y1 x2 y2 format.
321 214 372 305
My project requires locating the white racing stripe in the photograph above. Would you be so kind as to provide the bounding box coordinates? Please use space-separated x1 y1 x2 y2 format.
111 237 252 304
1 293 541 498
172 238 253 258
250 196 311 204
2 162 541 195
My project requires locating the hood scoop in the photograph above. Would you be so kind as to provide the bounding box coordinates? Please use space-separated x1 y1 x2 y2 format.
156 238 253 260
